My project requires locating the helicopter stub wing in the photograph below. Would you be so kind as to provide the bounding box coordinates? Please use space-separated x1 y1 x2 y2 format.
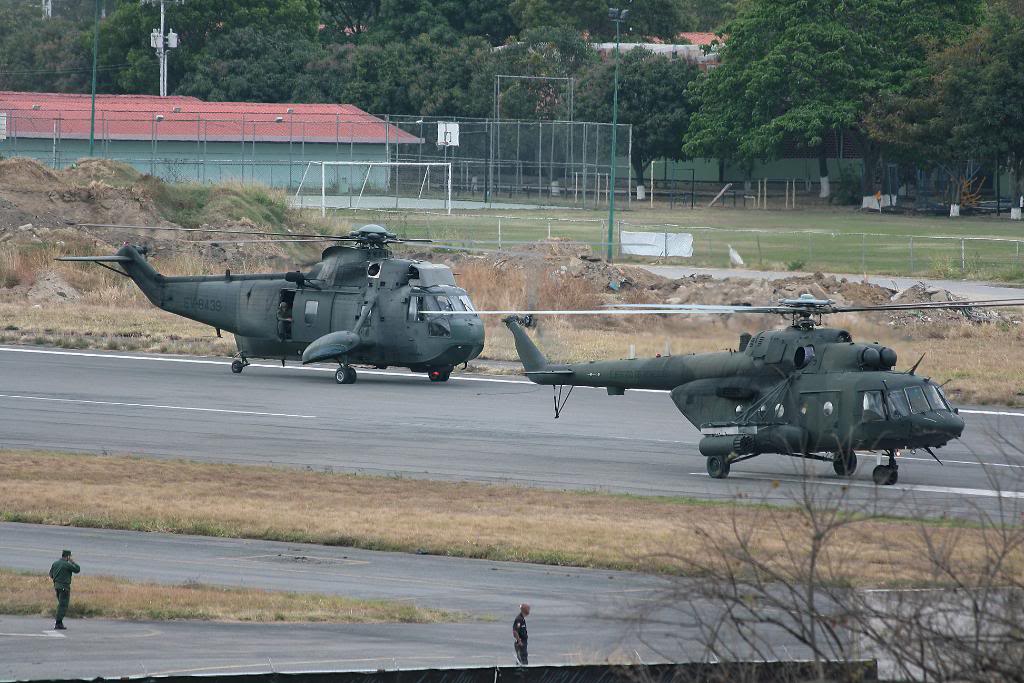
301 331 361 365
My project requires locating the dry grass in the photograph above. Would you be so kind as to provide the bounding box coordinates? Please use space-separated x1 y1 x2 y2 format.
0 303 236 356
0 568 451 623
1 450 1021 588
0 299 1021 405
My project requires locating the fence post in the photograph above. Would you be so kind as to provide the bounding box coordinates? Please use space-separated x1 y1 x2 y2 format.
909 236 914 274
861 233 866 272
547 220 551 239
498 218 502 250
961 238 966 272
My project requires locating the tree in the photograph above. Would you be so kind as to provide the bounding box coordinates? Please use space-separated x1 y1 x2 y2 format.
510 0 692 40
97 0 321 95
869 3 1024 194
0 2 92 93
176 27 324 103
576 48 700 182
679 0 737 32
486 27 598 120
684 0 981 197
368 0 518 46
320 0 380 40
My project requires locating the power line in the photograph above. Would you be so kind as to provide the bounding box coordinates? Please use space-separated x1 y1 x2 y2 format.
0 63 131 76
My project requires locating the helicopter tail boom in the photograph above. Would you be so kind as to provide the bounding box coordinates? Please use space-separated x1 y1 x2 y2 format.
503 316 552 375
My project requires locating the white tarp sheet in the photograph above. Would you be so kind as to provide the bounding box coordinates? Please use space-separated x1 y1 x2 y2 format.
620 230 693 257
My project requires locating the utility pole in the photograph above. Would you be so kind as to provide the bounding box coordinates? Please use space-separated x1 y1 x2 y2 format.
606 6 629 262
88 0 101 155
143 0 181 97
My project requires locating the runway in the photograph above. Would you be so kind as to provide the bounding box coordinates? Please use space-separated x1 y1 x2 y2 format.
1 345 1023 519
0 523 715 680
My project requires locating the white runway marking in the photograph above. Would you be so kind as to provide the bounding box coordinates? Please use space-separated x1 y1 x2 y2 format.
0 394 317 419
0 346 528 385
689 472 1024 499
5 347 1024 417
960 409 1024 417
0 631 65 638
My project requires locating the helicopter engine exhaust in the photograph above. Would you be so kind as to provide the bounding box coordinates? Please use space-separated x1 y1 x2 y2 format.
699 425 808 459
699 434 756 458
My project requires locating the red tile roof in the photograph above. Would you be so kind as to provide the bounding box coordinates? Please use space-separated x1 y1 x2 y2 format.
0 92 419 144
678 32 721 46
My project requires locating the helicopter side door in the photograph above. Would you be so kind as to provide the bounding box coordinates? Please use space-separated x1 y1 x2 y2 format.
799 390 842 452
291 291 335 343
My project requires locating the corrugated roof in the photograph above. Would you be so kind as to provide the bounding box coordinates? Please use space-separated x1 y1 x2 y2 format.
0 91 420 144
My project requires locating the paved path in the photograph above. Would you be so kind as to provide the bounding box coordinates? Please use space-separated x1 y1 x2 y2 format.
643 265 1024 300
1 346 1023 520
0 524 710 680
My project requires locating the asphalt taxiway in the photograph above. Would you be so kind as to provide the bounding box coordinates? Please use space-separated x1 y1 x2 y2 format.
0 523 716 680
1 345 1023 519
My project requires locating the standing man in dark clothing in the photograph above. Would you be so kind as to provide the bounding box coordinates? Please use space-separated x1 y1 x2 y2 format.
48 550 80 630
513 603 530 665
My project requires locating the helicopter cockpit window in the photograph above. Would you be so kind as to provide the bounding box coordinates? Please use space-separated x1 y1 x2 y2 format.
888 390 911 418
906 386 930 414
924 383 949 411
409 295 439 322
435 295 456 312
861 390 885 421
459 296 476 312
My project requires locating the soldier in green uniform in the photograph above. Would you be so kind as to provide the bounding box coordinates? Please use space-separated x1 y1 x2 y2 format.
48 550 80 630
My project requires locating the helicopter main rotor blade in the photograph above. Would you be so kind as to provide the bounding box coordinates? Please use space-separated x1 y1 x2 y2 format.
832 298 1024 312
76 223 432 244
603 303 790 314
76 222 358 240
423 309 741 316
607 298 1024 314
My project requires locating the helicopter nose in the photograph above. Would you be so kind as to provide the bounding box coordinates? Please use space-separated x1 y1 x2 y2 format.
908 411 964 444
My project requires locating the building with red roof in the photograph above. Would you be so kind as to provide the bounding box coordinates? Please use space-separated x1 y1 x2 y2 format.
0 91 420 189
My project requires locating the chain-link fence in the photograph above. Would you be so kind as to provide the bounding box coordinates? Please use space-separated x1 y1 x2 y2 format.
385 115 631 210
0 109 631 211
341 209 1024 280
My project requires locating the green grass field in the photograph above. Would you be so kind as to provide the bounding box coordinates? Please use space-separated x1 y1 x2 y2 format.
328 205 1024 282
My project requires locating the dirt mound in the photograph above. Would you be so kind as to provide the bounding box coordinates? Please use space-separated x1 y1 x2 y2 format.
0 158 60 192
469 238 673 293
63 159 142 186
0 157 165 232
26 270 80 303
888 283 1007 324
659 272 896 308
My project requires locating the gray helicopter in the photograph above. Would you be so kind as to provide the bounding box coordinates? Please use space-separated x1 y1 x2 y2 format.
60 224 484 383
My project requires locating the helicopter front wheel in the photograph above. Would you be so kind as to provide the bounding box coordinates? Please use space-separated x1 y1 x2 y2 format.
872 465 898 486
706 454 731 479
428 366 452 382
230 359 247 374
832 449 858 477
335 366 357 385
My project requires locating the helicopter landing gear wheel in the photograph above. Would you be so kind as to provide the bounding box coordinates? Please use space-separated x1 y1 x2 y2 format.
335 366 357 385
706 454 731 479
872 465 898 486
428 366 452 382
832 450 858 477
230 358 248 374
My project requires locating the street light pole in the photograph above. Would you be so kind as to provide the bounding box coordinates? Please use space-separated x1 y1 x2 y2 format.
606 7 628 262
88 0 101 156
144 0 181 97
